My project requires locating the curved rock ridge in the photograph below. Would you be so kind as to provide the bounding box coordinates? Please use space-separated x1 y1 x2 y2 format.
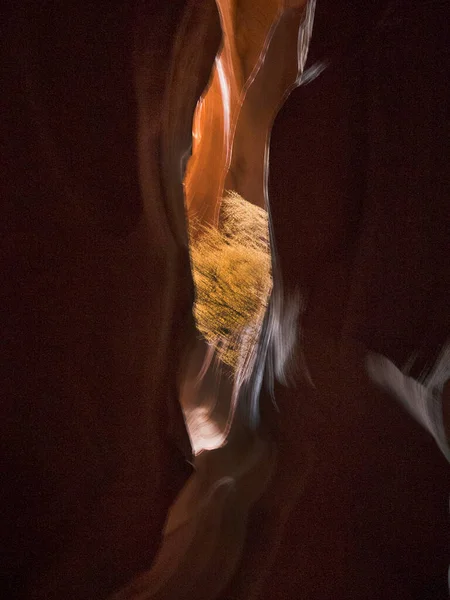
184 0 312 225
110 430 276 600
2 2 221 598
110 2 316 599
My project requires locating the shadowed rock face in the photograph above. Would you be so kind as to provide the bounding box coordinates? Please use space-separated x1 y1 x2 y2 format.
104 2 449 599
1 2 220 599
228 1 450 599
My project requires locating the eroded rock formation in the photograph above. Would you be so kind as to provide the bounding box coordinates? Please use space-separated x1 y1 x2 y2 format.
2 1 449 600
2 2 220 599
224 2 450 599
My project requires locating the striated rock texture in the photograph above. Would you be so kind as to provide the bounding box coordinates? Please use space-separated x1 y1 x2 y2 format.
184 0 281 225
1 2 220 599
190 191 271 370
184 0 311 225
108 4 317 600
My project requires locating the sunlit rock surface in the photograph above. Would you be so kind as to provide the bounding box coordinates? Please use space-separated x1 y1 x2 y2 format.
184 0 281 225
190 191 271 371
184 0 312 224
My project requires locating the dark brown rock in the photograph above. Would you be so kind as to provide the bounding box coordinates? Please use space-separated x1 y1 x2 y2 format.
1 2 220 598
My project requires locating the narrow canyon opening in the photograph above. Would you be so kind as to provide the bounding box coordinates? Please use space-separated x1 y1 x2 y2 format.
111 4 317 599
181 0 315 456
5 3 450 600
109 4 317 600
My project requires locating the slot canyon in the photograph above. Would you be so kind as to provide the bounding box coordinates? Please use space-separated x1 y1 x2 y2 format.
2 2 450 600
